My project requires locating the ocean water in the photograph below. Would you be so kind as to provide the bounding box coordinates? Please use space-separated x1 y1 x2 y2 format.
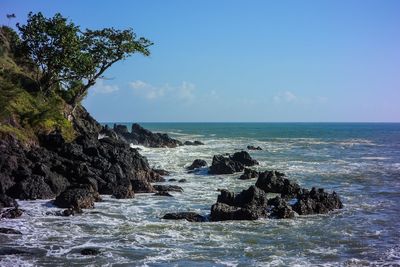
1 123 400 266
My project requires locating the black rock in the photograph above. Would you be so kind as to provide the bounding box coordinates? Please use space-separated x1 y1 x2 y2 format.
187 159 207 170
80 248 101 256
0 228 22 234
267 196 296 219
292 187 343 215
255 170 300 198
153 185 183 192
208 155 244 175
112 185 134 199
54 186 100 210
154 191 173 197
168 179 177 182
153 169 170 176
0 208 23 219
0 194 18 209
239 168 259 180
210 203 260 221
230 151 259 166
162 212 206 222
178 179 187 183
247 145 262 150
184 141 204 146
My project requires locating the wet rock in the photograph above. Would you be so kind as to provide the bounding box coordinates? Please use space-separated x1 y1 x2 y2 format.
112 185 134 199
154 191 173 197
80 248 101 255
239 168 259 180
211 186 267 221
162 212 206 222
255 170 300 198
54 186 100 210
0 194 18 209
230 151 259 166
7 175 55 200
292 187 343 215
153 185 183 192
0 228 22 234
153 169 170 176
187 159 207 170
168 179 177 182
178 179 187 183
247 145 262 150
0 248 30 256
267 196 296 219
60 208 82 216
184 140 204 146
0 208 23 219
208 155 244 174
209 151 258 175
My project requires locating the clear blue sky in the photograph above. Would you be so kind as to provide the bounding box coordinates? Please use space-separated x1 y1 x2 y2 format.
1 0 400 122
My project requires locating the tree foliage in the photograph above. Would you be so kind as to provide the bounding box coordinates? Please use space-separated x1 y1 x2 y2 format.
17 12 152 106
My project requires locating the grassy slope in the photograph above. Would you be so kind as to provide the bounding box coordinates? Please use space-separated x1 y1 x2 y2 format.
0 27 75 144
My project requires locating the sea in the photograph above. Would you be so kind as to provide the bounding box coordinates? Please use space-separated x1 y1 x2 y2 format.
1 123 399 266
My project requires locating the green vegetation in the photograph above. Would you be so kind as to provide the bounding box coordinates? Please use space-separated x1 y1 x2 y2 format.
0 12 152 144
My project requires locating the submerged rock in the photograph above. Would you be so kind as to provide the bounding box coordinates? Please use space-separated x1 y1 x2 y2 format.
187 159 207 170
184 140 204 146
0 228 22 234
154 191 173 197
247 145 262 150
80 248 101 256
162 212 206 222
0 208 23 219
153 185 183 192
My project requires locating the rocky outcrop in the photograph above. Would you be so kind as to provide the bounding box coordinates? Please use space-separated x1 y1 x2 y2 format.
162 212 206 222
112 123 182 148
0 208 23 219
153 185 183 192
255 170 300 198
54 185 101 210
187 159 207 170
210 186 267 221
239 168 259 180
247 145 262 150
292 187 343 215
184 141 204 146
209 151 258 175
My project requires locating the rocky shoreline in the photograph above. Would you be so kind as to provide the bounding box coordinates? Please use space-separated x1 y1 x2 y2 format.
0 107 343 232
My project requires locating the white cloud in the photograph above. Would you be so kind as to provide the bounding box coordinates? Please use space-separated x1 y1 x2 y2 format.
273 91 328 105
129 80 196 101
92 80 119 94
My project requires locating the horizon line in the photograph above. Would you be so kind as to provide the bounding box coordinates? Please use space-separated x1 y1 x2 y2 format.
99 121 400 124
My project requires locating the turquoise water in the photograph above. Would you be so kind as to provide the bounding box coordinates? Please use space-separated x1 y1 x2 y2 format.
1 123 400 266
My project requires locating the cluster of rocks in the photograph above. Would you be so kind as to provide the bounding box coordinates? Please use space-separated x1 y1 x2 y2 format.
0 107 177 217
209 151 259 174
101 123 204 148
163 152 343 222
247 145 262 150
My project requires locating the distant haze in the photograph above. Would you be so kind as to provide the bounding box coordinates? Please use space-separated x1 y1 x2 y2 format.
2 0 400 122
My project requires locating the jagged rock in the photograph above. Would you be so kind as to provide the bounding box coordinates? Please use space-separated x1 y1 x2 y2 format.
54 186 100 210
153 169 170 176
99 125 119 140
209 155 244 174
112 185 134 199
209 151 258 175
0 228 22 234
230 151 259 166
187 159 207 170
0 194 18 209
247 145 262 150
0 208 23 219
112 123 182 148
184 141 204 146
80 248 101 255
292 187 343 215
211 186 267 221
154 191 173 197
162 212 206 222
153 185 183 192
8 175 55 200
255 170 299 198
239 168 259 180
267 196 296 219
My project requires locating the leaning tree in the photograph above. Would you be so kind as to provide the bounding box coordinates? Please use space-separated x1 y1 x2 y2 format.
17 12 152 107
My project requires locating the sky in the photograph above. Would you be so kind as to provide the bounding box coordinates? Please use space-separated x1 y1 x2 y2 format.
1 0 400 122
